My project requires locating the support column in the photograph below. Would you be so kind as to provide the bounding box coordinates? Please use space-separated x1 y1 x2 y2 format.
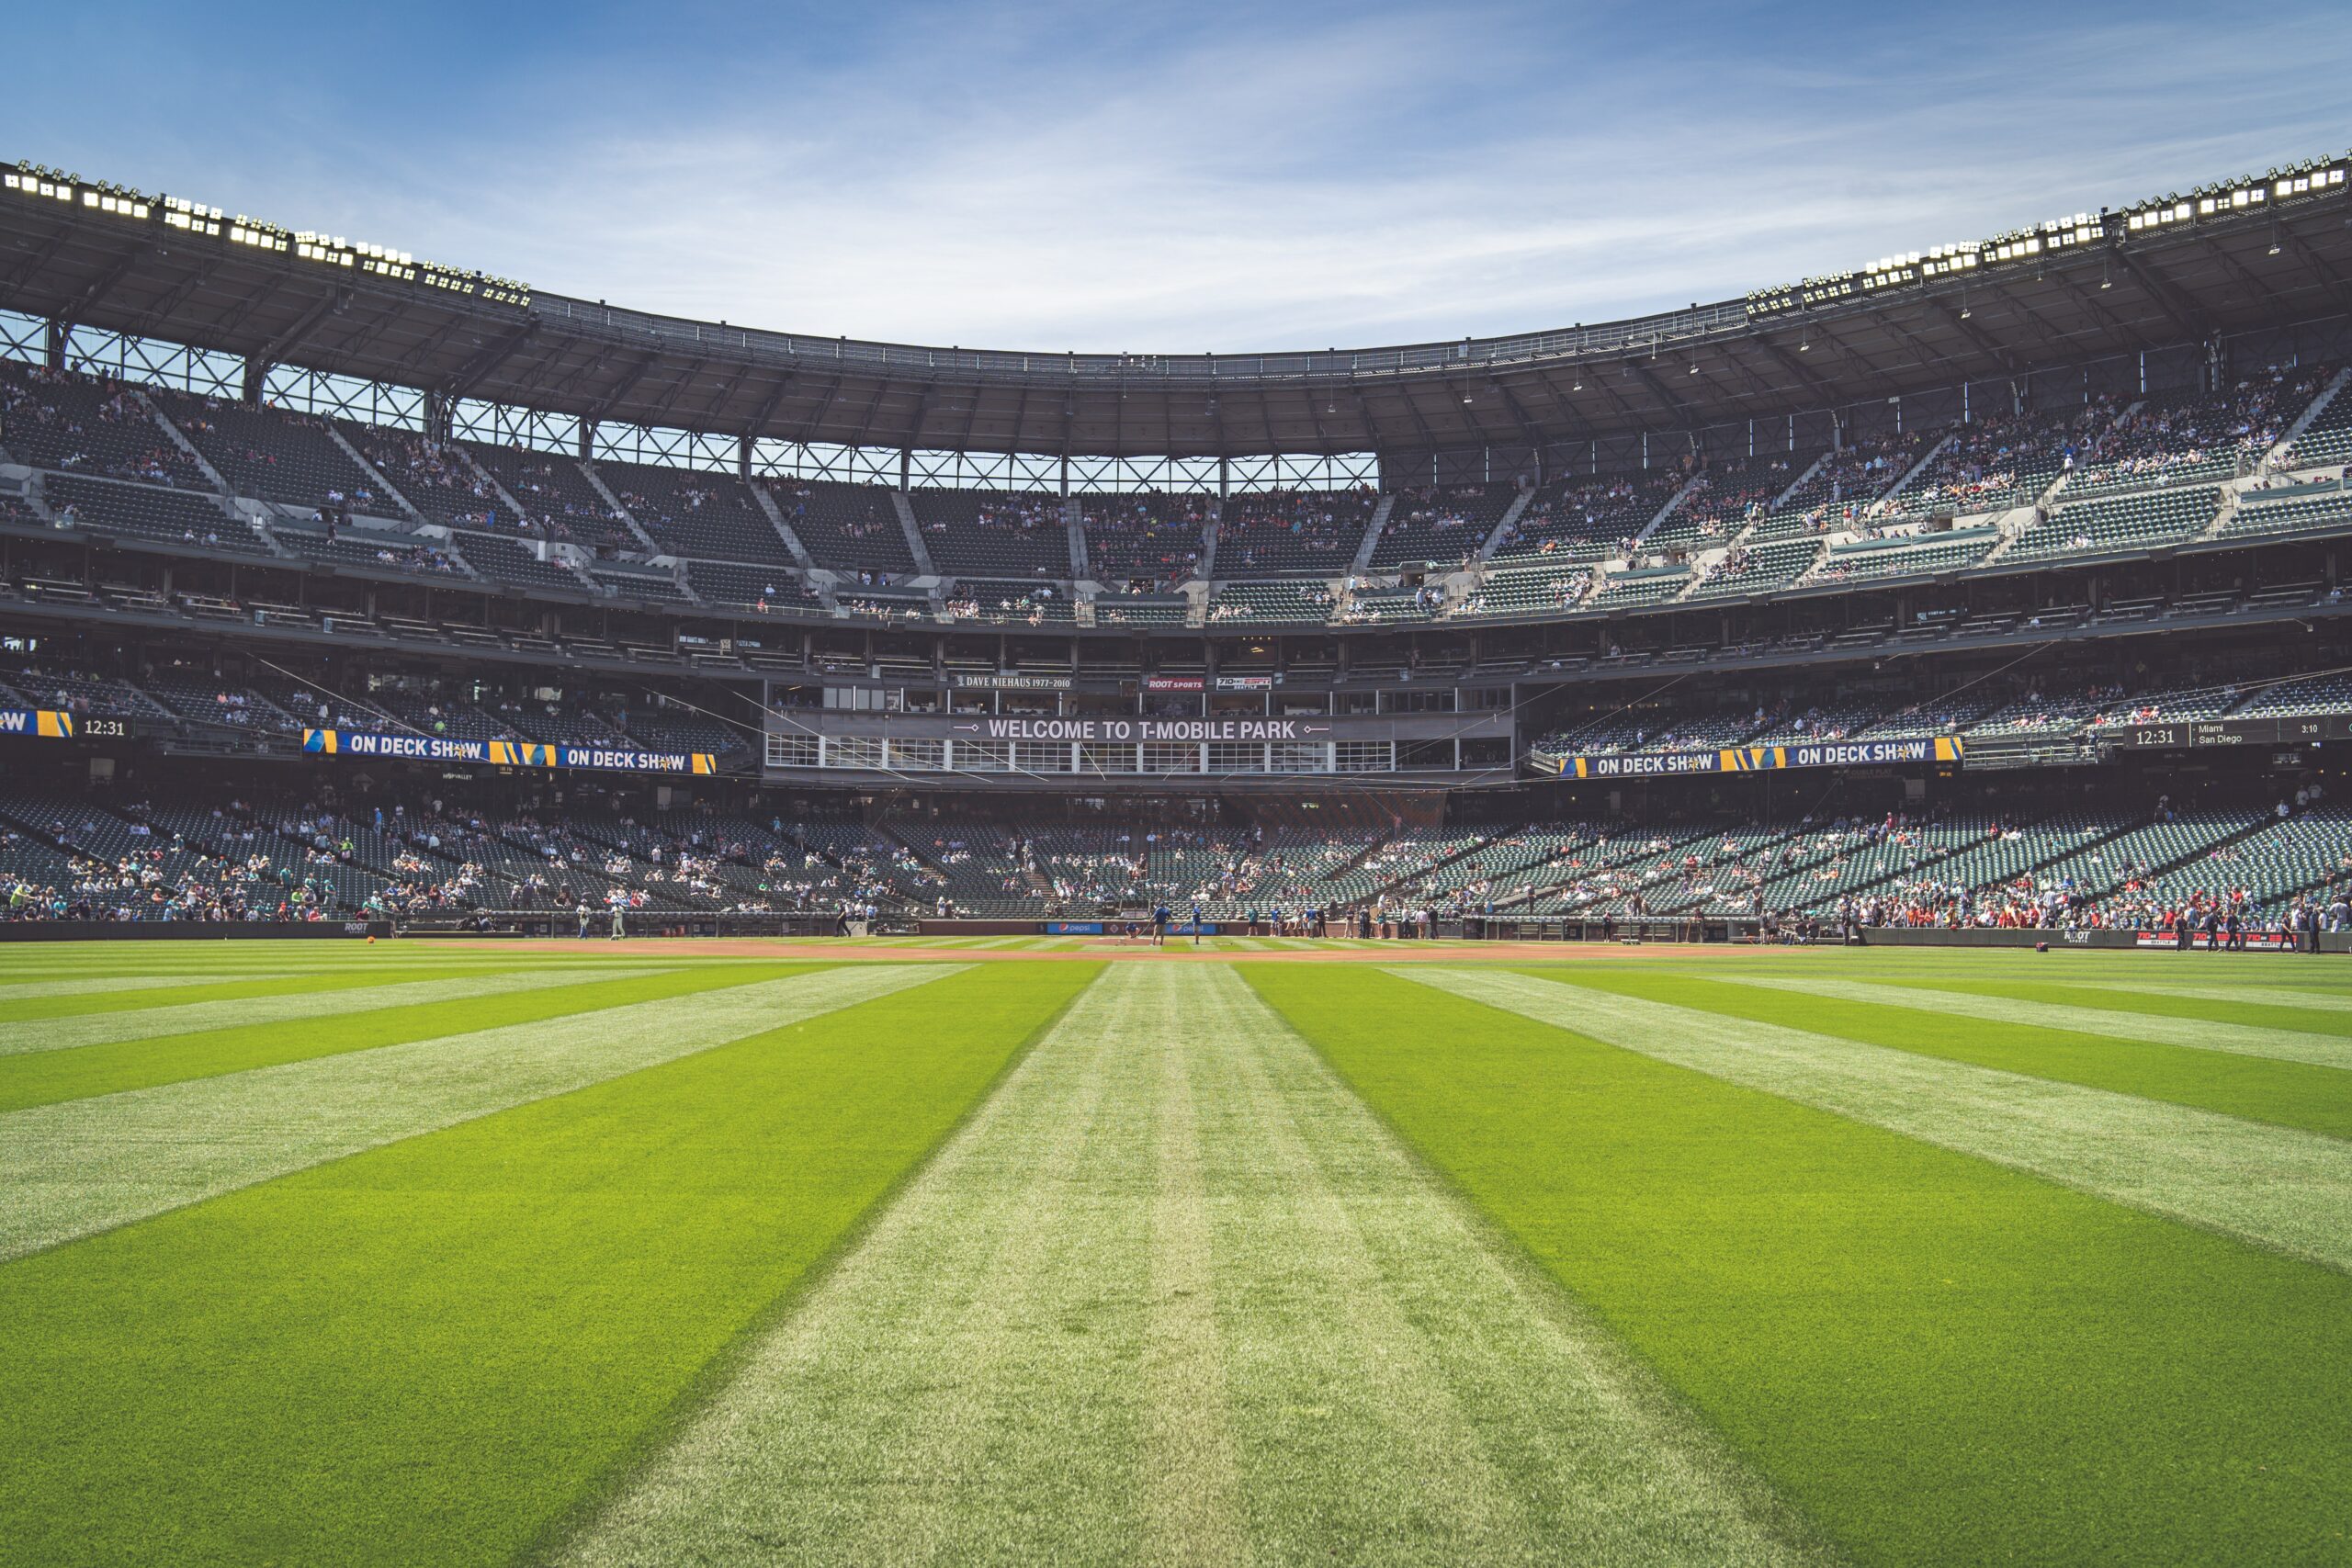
241 356 268 407
44 319 65 370
899 447 911 492
738 434 753 483
578 421 594 462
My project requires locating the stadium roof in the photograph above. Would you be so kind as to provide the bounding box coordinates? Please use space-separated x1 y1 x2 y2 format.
3 153 2349 460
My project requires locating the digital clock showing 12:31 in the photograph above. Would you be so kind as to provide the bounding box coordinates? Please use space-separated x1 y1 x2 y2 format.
83 718 129 738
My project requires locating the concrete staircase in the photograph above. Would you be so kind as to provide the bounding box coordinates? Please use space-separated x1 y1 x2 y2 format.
1349 495 1394 576
891 491 936 575
1868 434 1957 519
2270 366 2352 469
1474 488 1536 563
1977 506 2038 567
1632 468 1713 550
133 389 232 498
1064 496 1090 581
323 424 430 528
2196 487 2240 543
576 459 662 553
1722 451 1829 551
456 446 532 530
749 481 819 570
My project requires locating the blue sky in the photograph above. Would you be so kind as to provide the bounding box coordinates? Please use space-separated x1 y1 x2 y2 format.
11 1 2350 351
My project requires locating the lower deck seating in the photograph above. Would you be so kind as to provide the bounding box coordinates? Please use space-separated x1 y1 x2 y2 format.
2007 487 2222 561
684 560 823 612
457 532 590 592
42 474 266 553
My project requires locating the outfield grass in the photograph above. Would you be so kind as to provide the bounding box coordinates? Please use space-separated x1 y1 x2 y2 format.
0 959 1091 1567
1533 965 2352 1138
0 964 801 1111
0 940 2345 1566
1246 963 2352 1566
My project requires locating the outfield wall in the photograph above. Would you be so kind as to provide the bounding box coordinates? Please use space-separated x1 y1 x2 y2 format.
0 919 393 941
1853 926 2346 953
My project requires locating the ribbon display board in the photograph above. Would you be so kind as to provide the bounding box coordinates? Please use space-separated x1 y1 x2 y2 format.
2112 715 2352 751
302 728 718 774
0 708 77 739
1532 736 1965 779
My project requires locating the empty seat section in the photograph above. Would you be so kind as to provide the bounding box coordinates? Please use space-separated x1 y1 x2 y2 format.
1368 485 1512 569
684 560 823 612
599 459 792 565
767 479 913 572
2007 487 2221 560
42 473 266 553
155 393 384 511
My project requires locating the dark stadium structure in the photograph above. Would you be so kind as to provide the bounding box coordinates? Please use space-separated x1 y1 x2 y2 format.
6 151 2352 942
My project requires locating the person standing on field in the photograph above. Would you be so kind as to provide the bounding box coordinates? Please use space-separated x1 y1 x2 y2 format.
576 899 592 941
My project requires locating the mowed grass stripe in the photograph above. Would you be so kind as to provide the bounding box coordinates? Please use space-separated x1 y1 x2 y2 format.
1409 967 2352 1273
1139 969 1249 1566
1736 974 2352 1069
0 966 623 1056
1250 965 2352 1567
2128 980 2352 1011
0 964 947 1263
1193 965 1828 1566
0 964 534 1027
557 962 1159 1567
1869 973 2352 1038
562 964 1819 1568
0 964 805 1113
0 947 667 970
0 964 1078 1568
0 972 309 1000
1579 968 2352 1141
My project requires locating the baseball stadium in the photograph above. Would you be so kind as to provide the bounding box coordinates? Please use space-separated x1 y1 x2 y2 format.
5 8 2352 1563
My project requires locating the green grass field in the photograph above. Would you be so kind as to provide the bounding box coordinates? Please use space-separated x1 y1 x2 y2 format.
1 938 2346 1565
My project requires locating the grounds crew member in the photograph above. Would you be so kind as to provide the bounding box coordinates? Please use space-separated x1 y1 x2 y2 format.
1151 904 1170 947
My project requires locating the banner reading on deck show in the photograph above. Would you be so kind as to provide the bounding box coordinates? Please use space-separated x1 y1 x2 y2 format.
1532 735 1965 779
301 728 718 775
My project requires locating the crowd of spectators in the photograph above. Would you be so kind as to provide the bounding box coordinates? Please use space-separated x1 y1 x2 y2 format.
2064 366 2325 490
0 367 199 488
1215 488 1374 572
351 431 499 529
